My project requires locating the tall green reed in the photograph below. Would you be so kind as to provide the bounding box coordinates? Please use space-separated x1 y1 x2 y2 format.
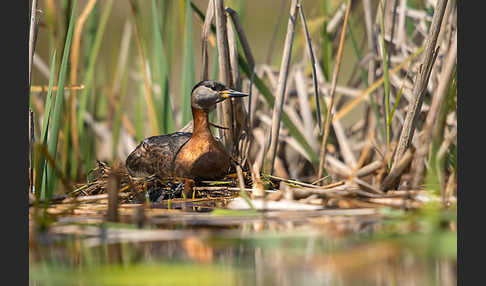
151 0 174 134
76 0 113 175
181 0 196 127
44 0 78 201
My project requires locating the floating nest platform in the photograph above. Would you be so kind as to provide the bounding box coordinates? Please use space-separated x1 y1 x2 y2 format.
31 160 448 214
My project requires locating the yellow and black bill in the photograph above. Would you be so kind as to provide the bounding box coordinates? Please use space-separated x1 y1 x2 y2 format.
219 89 249 98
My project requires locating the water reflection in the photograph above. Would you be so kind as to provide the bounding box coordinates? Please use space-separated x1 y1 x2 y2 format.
30 216 456 286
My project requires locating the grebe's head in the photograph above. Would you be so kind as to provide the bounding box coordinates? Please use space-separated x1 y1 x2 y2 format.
191 80 248 111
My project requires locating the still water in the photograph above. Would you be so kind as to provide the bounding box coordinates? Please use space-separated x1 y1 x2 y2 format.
29 205 456 286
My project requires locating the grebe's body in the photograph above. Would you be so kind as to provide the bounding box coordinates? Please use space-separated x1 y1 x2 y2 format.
125 80 247 180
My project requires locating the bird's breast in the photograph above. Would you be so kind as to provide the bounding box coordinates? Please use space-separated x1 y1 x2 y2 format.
174 136 230 179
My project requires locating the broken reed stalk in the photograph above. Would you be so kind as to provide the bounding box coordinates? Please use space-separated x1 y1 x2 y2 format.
391 0 449 170
317 0 352 184
214 0 235 153
201 0 214 81
354 160 382 178
381 147 414 191
266 0 299 175
412 31 456 188
106 169 120 223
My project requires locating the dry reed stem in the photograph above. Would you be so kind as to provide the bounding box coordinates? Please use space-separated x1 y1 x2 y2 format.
363 0 377 128
443 171 456 207
29 110 34 193
112 21 132 97
129 0 159 136
192 186 253 192
110 20 136 137
226 13 246 158
294 68 316 150
30 84 85 93
265 174 321 189
351 127 376 174
352 177 384 195
226 7 256 165
107 169 120 223
326 96 358 168
436 127 456 161
319 83 362 98
266 0 299 174
354 160 382 178
326 3 346 34
412 30 456 188
317 0 352 183
201 0 214 81
28 0 38 87
383 0 399 46
70 0 98 164
60 193 131 204
391 0 449 169
227 19 240 90
214 0 235 153
326 155 352 177
28 0 38 195
381 147 414 191
33 53 51 80
332 46 424 123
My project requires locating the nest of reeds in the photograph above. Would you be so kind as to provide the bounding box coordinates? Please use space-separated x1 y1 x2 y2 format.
71 160 256 204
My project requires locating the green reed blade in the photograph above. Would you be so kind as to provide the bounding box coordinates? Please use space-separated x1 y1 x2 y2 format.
135 82 145 143
181 0 196 127
112 61 130 162
44 0 78 202
320 0 333 80
77 0 113 139
379 3 391 154
152 0 174 134
37 50 57 199
40 51 57 145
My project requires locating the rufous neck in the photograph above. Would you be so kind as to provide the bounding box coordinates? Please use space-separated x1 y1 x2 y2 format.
191 107 211 136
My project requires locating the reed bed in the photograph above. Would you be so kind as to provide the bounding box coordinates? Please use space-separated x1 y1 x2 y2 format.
29 0 457 230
